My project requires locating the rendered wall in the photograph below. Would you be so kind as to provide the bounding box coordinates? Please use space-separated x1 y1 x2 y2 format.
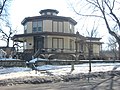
26 37 33 49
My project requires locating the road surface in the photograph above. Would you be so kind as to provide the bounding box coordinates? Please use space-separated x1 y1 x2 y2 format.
0 78 120 90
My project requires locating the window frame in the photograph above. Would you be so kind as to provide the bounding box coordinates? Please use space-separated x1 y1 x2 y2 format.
52 38 64 49
32 20 43 32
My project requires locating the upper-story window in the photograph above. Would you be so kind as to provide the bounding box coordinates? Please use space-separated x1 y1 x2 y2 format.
38 21 42 31
24 23 27 33
52 12 57 15
70 23 73 33
32 21 42 32
53 21 57 32
58 22 63 32
53 21 63 32
33 21 37 32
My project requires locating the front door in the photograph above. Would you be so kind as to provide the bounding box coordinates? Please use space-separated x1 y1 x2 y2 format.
34 36 44 52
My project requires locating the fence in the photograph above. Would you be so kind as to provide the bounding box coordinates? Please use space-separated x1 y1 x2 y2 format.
0 60 26 67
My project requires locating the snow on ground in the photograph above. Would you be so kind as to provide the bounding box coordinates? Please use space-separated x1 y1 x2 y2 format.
0 62 120 80
48 63 120 75
26 58 48 63
0 58 20 61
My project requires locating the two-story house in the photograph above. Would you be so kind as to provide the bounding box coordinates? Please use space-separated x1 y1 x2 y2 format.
12 9 102 60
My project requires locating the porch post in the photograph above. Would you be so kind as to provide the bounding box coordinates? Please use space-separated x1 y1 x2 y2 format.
44 35 48 51
75 31 79 61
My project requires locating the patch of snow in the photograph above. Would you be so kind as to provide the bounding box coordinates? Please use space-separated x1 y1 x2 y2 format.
36 65 61 70
0 58 20 61
0 63 120 80
28 58 48 63
0 71 42 80
0 67 31 74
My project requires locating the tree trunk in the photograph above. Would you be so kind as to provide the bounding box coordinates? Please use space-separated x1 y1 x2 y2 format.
6 38 9 47
118 43 120 60
102 11 120 60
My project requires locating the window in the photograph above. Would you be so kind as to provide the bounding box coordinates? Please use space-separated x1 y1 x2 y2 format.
53 21 57 32
47 12 51 15
33 21 37 32
53 21 63 32
53 13 57 15
70 39 74 50
52 38 63 49
24 23 27 33
38 21 42 31
80 44 83 51
32 21 42 32
41 13 45 15
58 22 63 32
53 39 57 48
69 24 72 33
24 42 27 49
69 23 74 33
59 39 63 48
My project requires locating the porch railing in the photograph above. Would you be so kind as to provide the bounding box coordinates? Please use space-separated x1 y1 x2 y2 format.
17 48 101 60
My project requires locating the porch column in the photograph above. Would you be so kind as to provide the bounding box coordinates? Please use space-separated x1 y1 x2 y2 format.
44 35 48 50
75 31 79 61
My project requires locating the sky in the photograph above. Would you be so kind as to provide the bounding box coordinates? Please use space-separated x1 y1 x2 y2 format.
10 0 76 32
5 0 109 49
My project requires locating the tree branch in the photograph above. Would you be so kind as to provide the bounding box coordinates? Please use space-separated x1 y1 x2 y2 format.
0 28 8 38
0 0 7 16
72 6 104 18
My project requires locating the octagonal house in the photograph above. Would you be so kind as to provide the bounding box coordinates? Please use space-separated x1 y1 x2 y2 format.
12 9 102 61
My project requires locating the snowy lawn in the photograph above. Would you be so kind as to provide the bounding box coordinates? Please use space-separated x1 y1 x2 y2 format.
0 63 120 80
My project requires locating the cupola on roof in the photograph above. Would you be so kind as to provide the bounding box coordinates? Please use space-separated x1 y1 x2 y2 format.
21 9 77 25
39 9 59 16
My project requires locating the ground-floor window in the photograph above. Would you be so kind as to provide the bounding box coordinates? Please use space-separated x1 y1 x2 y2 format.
70 39 74 50
52 38 64 49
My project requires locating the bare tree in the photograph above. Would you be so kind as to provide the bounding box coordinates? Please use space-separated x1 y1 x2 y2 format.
69 0 120 59
0 0 10 22
86 22 99 60
0 0 7 15
0 0 13 47
108 36 118 60
0 22 16 47
86 21 98 38
85 23 99 81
